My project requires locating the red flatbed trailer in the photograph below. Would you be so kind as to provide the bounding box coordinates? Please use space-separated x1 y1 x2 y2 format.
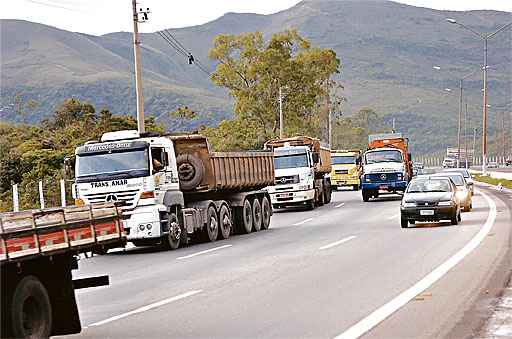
0 202 126 338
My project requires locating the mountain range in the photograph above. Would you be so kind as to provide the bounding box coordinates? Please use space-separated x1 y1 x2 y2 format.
1 0 511 153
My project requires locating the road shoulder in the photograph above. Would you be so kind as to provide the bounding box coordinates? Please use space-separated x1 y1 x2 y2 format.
364 184 512 339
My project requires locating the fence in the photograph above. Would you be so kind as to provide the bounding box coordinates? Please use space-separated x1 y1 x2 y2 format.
8 178 75 212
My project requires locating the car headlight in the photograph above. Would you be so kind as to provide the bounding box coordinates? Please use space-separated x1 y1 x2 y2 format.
438 201 453 206
402 202 415 207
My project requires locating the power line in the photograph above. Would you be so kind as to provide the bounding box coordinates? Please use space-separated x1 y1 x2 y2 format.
156 29 212 76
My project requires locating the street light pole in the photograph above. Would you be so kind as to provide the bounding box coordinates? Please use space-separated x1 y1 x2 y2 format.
446 18 512 175
279 86 283 138
457 79 463 168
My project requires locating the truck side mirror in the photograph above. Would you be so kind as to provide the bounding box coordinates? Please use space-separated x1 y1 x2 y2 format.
312 153 319 164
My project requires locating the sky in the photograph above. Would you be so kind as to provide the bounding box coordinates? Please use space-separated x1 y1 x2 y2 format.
3 0 512 36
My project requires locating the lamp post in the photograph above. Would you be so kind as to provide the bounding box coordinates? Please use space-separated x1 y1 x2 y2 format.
446 18 512 175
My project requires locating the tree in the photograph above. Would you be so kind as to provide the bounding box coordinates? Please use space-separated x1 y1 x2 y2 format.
13 91 39 124
332 108 389 150
208 29 340 148
169 106 198 133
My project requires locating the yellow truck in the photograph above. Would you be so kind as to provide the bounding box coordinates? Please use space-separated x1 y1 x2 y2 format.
330 150 362 191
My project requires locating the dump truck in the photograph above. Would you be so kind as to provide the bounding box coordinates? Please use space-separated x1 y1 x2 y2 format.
330 149 362 191
264 136 332 209
361 133 412 201
445 147 474 168
1 202 125 338
70 130 274 249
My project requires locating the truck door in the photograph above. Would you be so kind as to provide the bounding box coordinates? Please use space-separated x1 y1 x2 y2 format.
151 147 173 198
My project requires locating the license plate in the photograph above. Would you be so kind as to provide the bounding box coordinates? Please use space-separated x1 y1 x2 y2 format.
420 210 434 216
277 193 291 198
379 185 388 190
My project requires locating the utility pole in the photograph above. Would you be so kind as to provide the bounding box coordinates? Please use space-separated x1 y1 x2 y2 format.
457 79 463 168
473 128 477 165
279 86 283 138
328 106 332 148
502 111 506 164
464 102 468 168
132 0 149 133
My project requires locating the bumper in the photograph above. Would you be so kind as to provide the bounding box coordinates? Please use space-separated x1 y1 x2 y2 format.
362 181 408 191
332 177 360 186
123 204 165 240
401 206 456 221
270 189 315 206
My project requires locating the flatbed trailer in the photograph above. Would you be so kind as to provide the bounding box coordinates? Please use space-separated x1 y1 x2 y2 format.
0 202 125 338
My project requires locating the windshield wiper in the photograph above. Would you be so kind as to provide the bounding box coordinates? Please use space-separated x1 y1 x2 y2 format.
407 190 422 193
429 190 449 192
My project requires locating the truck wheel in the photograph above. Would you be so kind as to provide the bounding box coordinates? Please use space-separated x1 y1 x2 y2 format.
324 185 332 204
261 196 271 230
11 275 52 339
235 199 253 234
317 188 325 206
352 185 359 191
362 190 370 202
252 198 262 232
204 205 219 242
217 204 232 239
164 213 181 250
176 154 204 191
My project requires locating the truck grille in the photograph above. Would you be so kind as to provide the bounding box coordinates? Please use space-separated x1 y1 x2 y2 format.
275 175 299 185
83 189 139 209
335 169 349 175
366 173 398 182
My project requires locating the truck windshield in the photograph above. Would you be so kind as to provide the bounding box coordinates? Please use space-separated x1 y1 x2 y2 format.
365 150 402 164
76 150 149 179
332 156 356 165
274 154 309 169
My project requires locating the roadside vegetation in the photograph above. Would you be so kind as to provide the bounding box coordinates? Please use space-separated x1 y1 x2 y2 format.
473 174 512 190
1 30 388 212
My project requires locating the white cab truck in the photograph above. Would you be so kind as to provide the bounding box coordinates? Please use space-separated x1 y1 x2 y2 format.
71 130 274 249
264 136 332 210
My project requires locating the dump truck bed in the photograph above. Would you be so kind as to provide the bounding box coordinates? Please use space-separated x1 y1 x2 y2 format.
0 203 125 263
170 135 274 192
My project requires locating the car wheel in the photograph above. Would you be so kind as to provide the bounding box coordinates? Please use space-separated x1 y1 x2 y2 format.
457 210 462 222
451 212 459 225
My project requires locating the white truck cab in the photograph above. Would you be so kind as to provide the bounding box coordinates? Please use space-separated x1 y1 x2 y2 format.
73 130 181 243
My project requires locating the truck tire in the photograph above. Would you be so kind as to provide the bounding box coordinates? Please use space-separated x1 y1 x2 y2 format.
235 199 253 234
204 205 219 242
163 212 181 250
217 204 232 239
352 184 359 191
176 154 204 191
317 187 325 206
261 196 271 230
252 198 262 232
11 275 52 339
401 216 408 228
362 190 370 202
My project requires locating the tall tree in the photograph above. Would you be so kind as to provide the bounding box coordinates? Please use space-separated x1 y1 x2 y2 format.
208 29 340 148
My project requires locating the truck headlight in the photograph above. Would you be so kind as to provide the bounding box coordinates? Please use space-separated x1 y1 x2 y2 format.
139 224 146 231
402 202 415 207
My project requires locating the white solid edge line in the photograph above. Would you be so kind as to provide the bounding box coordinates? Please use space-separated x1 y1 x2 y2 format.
336 203 346 208
293 218 313 226
334 188 497 339
319 236 356 250
176 244 232 260
88 290 202 327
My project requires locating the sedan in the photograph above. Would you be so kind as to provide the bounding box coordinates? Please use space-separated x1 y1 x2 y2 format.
432 172 472 211
400 176 461 228
442 168 474 194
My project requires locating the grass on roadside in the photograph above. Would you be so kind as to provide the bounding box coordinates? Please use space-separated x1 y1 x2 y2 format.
473 174 512 190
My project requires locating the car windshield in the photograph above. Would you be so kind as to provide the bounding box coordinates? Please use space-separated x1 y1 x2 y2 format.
434 174 464 186
444 169 470 178
76 149 149 177
274 153 309 169
365 150 402 164
407 179 452 193
332 156 356 165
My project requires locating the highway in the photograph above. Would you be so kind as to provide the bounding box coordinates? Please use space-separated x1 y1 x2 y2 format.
67 184 511 339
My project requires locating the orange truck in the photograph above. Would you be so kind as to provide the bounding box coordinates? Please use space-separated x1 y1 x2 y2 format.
361 133 413 201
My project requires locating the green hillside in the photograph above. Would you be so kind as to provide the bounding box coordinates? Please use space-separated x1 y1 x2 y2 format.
1 0 510 154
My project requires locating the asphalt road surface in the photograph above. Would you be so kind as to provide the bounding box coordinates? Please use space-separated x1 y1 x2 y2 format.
66 184 511 339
